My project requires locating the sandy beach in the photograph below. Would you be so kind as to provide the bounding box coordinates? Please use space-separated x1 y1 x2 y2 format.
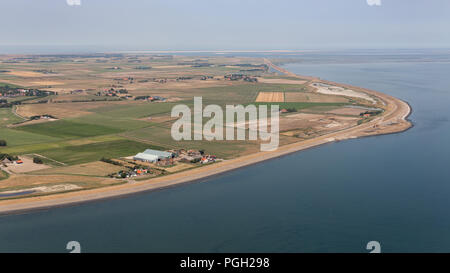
0 63 412 215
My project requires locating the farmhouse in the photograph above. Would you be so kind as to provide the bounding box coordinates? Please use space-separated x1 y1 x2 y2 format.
133 149 174 163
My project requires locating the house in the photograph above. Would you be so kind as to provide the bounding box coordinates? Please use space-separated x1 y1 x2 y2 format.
200 155 217 164
133 149 174 163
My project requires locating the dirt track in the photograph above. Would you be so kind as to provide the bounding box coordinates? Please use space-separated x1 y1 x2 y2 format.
0 62 412 214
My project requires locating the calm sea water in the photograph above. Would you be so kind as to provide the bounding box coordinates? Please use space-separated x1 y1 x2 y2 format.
1 55 450 253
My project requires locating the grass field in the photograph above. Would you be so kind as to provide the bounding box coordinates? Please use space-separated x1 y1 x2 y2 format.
0 135 124 155
15 120 123 139
69 113 150 130
89 102 183 119
0 82 22 88
0 108 25 127
34 139 165 165
0 128 60 147
121 125 262 159
7 96 44 104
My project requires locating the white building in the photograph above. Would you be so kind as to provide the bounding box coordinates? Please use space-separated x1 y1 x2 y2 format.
133 149 174 163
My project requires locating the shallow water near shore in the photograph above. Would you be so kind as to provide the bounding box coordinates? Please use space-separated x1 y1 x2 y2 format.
1 53 450 252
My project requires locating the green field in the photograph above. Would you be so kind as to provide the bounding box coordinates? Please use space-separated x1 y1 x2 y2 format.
0 108 24 127
33 139 165 165
90 102 182 118
15 120 122 139
0 82 22 88
69 113 150 131
121 124 261 159
0 128 59 147
177 83 308 107
0 135 124 155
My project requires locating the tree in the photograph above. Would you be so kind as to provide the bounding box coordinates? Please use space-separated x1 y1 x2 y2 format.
0 140 6 147
33 157 43 164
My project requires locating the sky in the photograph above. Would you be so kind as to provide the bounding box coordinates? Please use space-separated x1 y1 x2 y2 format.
0 0 449 52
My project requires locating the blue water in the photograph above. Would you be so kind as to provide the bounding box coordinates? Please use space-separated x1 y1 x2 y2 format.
1 55 450 253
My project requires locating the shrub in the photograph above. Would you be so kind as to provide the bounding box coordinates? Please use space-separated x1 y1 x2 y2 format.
101 157 123 166
33 157 43 164
191 158 201 163
0 154 18 161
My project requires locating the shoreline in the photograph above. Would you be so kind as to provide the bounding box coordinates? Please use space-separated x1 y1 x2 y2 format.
0 63 413 215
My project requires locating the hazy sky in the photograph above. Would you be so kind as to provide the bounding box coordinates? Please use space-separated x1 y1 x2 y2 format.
0 0 449 51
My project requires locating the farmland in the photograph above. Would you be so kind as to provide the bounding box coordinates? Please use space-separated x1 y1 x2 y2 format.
15 120 122 139
255 92 285 102
0 108 24 127
252 102 348 111
31 161 127 177
0 53 385 199
0 128 59 147
34 139 160 165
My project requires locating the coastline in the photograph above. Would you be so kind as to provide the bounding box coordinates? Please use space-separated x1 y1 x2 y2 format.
0 63 413 215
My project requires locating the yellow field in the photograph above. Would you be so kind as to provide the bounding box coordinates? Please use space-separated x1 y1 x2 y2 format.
255 92 285 102
326 107 367 116
15 101 119 118
164 163 195 173
258 78 307 85
7 71 45 77
31 81 64 86
30 161 126 177
285 92 348 103
0 174 113 190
